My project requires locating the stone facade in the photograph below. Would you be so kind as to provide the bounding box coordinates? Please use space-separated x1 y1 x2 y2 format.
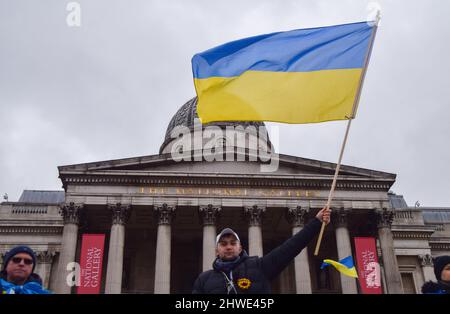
2 171 448 294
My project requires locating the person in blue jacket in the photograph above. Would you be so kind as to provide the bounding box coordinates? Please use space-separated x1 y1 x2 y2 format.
0 246 51 294
193 206 331 294
421 255 450 294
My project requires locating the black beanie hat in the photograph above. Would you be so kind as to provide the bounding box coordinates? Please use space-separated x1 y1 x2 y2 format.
433 255 450 281
2 246 37 273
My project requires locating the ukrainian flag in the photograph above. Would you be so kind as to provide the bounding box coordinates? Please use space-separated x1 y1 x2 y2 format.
192 21 376 124
321 256 358 278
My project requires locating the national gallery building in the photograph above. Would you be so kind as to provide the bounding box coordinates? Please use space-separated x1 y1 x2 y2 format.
1 98 449 294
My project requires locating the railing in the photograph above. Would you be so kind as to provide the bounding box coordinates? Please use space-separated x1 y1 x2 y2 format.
394 210 413 219
11 206 48 214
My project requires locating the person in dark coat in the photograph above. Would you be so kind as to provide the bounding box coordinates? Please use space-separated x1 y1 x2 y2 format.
192 206 331 294
421 255 450 294
0 246 51 294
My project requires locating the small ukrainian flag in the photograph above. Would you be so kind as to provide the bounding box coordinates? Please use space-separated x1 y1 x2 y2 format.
321 256 358 278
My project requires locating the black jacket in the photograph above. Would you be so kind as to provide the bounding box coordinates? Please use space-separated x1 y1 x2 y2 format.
192 217 322 294
421 280 450 294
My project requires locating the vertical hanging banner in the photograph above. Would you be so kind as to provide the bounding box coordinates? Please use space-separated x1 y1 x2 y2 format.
354 237 383 294
77 234 105 294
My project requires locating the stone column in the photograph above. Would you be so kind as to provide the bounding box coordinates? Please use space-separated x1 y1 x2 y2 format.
154 203 175 294
376 239 388 293
55 202 83 294
376 209 403 294
287 206 312 294
245 205 265 257
199 204 221 271
105 203 131 294
334 209 358 294
419 254 435 283
36 250 57 289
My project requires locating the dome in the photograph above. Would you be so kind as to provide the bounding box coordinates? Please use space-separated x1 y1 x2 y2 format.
159 97 272 154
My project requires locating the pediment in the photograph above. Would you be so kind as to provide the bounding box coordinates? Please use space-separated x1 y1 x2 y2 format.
58 152 395 180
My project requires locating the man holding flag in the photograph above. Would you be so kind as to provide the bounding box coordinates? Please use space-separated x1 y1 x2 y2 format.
192 18 379 257
193 207 331 294
191 18 379 293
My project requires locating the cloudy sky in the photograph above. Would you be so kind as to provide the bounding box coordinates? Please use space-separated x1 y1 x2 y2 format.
0 0 449 206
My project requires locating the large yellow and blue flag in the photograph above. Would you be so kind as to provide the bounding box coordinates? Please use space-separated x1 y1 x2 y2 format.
321 256 358 278
192 21 377 124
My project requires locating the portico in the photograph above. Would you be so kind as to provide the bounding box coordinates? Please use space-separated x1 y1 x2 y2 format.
54 150 400 294
49 98 402 294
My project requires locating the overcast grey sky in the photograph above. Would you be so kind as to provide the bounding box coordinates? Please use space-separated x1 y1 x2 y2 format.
0 0 449 206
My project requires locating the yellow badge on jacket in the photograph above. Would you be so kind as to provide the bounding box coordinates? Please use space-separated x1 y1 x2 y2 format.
237 278 251 289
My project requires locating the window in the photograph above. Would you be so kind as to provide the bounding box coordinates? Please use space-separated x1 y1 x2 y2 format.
400 272 417 294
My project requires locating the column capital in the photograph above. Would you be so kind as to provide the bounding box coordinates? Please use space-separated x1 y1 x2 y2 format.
59 202 84 224
376 208 395 228
333 208 350 228
418 254 434 267
245 205 265 226
286 206 308 227
154 203 175 225
199 204 221 226
36 250 57 264
108 203 131 225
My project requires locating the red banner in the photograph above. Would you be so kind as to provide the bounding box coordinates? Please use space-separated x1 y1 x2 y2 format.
354 237 383 294
77 234 105 294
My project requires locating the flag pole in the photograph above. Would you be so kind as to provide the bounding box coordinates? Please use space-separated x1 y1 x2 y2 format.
313 12 381 256
313 118 352 256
